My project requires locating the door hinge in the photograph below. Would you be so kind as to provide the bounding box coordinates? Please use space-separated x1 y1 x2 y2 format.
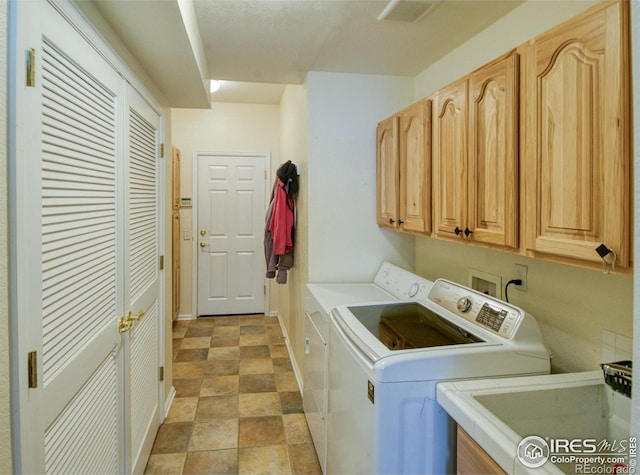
159 255 165 270
264 170 267 180
159 366 165 382
158 143 164 158
28 351 38 388
264 285 266 295
26 49 36 87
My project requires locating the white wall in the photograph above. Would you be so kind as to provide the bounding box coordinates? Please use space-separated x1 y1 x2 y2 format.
0 1 12 472
171 102 282 317
411 0 632 374
306 72 416 282
277 84 309 374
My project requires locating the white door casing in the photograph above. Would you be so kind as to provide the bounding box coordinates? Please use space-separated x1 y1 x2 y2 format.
195 152 268 316
12 2 163 473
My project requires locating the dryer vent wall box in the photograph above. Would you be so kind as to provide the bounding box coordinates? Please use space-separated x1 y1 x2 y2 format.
468 270 501 299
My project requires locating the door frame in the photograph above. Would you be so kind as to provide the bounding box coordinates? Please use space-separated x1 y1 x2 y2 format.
191 151 271 318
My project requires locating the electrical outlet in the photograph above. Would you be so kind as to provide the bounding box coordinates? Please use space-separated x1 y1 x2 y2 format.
514 264 528 292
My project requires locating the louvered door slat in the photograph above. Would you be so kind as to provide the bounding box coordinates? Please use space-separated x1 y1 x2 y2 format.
128 108 157 302
44 351 119 475
41 36 117 388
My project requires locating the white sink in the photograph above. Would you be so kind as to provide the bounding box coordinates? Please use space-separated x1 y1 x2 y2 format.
437 372 632 474
474 381 630 442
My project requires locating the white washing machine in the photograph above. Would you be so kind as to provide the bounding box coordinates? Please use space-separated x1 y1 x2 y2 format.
327 278 551 474
304 262 433 473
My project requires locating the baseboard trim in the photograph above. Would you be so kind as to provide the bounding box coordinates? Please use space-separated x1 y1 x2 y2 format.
163 386 176 421
276 313 303 392
176 314 195 321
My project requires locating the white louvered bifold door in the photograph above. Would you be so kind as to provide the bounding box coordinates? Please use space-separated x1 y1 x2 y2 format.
123 84 162 474
16 2 125 473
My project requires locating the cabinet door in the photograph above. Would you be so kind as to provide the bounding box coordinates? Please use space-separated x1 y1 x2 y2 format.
522 1 630 267
467 51 519 248
432 79 467 239
376 116 399 228
399 100 432 233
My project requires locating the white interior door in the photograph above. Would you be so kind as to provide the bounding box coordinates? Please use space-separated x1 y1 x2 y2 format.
196 153 267 316
123 84 162 474
14 2 163 473
15 2 125 472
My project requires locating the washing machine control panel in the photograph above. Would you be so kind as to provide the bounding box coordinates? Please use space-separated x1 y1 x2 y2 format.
373 262 433 301
429 280 523 339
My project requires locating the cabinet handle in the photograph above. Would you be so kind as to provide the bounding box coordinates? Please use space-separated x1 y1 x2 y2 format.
389 218 395 225
464 227 473 237
454 227 462 236
398 220 404 225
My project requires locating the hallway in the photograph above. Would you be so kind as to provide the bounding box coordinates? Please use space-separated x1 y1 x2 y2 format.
144 315 322 475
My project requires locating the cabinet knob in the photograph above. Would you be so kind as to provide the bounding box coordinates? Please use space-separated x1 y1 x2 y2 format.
454 227 462 236
398 220 404 225
464 227 473 237
389 218 395 225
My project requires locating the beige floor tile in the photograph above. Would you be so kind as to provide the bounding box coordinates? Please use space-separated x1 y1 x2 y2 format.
213 325 241 336
180 336 212 349
239 357 274 375
173 326 187 338
144 453 186 474
239 315 267 326
275 372 299 392
150 422 193 454
200 375 239 397
283 414 313 444
195 395 239 420
239 333 269 346
238 416 286 447
188 419 238 451
165 397 198 423
172 362 205 379
238 445 291 475
183 449 238 475
288 443 322 475
239 393 282 417
269 344 289 358
208 346 240 360
150 317 321 475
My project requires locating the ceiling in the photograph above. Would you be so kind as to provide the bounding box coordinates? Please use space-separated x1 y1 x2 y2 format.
89 0 524 107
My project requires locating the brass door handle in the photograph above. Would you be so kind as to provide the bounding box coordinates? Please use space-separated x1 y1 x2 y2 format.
118 310 145 333
199 241 208 248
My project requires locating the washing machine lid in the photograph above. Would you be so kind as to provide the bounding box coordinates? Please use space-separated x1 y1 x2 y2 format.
348 302 484 350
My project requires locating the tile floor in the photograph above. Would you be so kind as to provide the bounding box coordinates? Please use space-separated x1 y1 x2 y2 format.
144 315 322 475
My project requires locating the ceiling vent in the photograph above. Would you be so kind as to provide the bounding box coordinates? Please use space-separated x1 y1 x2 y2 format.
377 0 437 22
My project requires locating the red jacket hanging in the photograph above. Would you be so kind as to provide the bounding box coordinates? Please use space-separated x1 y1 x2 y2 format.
269 178 295 255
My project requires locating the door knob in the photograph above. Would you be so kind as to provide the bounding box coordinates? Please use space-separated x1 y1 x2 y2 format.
200 229 206 236
199 241 208 248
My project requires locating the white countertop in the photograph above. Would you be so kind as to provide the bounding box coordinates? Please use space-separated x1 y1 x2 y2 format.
436 371 608 474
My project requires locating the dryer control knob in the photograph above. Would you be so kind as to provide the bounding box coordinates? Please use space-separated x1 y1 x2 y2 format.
456 297 473 313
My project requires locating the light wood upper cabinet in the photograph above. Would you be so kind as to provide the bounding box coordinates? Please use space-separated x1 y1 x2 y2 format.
433 51 519 249
521 1 631 268
376 115 399 228
399 100 432 233
377 99 431 233
432 78 468 239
